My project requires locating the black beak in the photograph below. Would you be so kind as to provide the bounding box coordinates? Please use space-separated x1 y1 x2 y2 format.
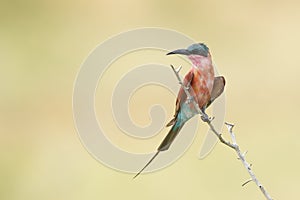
166 49 190 56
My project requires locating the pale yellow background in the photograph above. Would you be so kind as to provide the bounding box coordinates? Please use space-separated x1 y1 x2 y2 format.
1 0 300 199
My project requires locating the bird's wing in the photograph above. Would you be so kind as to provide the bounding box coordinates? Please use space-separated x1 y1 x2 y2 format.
206 76 225 108
166 70 194 127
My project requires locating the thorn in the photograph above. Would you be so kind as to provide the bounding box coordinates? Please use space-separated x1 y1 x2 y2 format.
242 179 253 187
176 66 182 73
225 122 235 132
225 122 234 127
242 150 248 157
170 64 176 72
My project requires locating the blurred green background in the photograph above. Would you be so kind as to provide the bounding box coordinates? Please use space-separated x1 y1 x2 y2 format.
1 0 300 199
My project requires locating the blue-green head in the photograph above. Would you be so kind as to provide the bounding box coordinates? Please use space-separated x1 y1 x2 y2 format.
167 43 209 57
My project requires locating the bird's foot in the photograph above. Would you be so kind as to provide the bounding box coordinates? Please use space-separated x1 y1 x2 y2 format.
200 109 213 123
201 114 211 122
185 81 191 91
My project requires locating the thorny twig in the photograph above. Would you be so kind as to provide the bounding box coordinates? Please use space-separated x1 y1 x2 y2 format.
170 65 273 200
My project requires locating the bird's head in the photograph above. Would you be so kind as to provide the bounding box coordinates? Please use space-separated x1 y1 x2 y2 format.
166 43 210 57
167 43 211 67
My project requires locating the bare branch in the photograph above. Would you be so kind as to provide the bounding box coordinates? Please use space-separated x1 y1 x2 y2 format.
170 65 273 200
225 123 273 200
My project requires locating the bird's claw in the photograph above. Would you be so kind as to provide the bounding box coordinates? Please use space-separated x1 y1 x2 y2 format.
201 114 211 122
185 81 191 91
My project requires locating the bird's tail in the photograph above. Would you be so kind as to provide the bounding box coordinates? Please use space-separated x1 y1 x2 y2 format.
158 119 185 151
133 119 184 179
133 151 160 179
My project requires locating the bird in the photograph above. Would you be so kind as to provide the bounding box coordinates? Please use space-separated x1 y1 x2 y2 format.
133 43 225 179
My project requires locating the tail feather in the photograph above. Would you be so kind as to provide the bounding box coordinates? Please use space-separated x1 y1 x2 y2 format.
133 151 160 179
166 117 176 127
158 120 184 151
133 120 184 179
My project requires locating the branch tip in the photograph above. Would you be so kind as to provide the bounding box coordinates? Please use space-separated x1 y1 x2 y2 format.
225 122 235 132
176 66 182 73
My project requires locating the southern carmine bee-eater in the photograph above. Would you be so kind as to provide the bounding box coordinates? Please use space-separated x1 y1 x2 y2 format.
133 43 225 179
